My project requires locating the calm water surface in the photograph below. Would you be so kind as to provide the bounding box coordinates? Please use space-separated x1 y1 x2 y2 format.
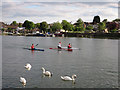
2 36 118 88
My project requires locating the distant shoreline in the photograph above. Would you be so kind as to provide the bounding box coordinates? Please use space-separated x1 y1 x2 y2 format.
1 32 120 39
63 32 120 39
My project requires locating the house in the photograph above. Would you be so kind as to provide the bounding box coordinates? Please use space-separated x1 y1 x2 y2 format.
0 22 8 30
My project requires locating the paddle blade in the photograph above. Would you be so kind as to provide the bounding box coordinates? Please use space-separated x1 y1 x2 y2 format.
35 44 38 46
49 48 53 49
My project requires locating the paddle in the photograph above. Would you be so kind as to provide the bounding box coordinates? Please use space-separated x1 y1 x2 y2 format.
35 44 38 46
49 48 58 49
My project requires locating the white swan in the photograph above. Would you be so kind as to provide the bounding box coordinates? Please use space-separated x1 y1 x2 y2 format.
41 67 52 77
20 77 26 86
24 63 32 70
61 74 77 81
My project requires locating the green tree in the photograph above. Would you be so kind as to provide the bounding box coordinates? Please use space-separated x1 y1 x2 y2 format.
70 24 75 31
61 20 73 32
102 19 107 23
22 20 35 30
86 24 93 31
51 22 62 33
22 20 29 29
98 22 106 32
35 23 40 28
40 21 48 33
18 23 22 27
29 21 35 30
11 21 17 26
75 18 85 31
1 28 5 33
111 29 118 33
113 18 120 22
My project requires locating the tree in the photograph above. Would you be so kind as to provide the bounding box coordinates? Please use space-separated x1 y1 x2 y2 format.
111 29 118 33
11 21 17 26
51 22 62 33
98 22 106 32
86 24 93 31
61 20 73 32
22 20 29 29
70 24 75 31
1 28 5 33
39 21 48 33
93 15 100 24
102 19 107 23
18 23 22 27
28 21 35 30
74 18 85 31
22 20 35 30
35 23 40 28
113 18 120 22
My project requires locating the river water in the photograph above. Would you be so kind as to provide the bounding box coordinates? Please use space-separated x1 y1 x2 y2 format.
2 36 118 88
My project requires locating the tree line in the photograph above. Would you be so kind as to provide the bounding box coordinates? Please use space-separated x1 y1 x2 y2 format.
7 16 120 33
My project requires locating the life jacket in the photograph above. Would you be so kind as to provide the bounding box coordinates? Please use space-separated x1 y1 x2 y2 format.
31 45 34 49
58 42 61 48
68 44 71 48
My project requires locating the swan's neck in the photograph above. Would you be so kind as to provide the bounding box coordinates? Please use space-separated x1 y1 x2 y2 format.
42 68 45 73
72 76 75 81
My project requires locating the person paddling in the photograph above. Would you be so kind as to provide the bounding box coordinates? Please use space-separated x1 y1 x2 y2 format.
57 42 62 49
68 43 72 49
31 44 35 50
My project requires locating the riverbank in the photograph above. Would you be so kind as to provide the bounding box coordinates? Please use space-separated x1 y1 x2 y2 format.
62 32 120 39
0 32 120 39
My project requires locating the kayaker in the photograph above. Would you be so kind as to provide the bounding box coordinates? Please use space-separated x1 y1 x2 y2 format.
68 43 72 49
31 44 35 50
57 42 62 49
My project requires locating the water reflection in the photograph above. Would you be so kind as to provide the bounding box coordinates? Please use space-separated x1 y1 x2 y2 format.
31 50 34 55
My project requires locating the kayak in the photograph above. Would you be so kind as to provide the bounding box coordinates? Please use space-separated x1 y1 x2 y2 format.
49 48 72 51
61 47 80 50
23 48 44 51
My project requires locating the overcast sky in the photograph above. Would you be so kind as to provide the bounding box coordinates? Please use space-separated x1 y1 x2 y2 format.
1 0 119 24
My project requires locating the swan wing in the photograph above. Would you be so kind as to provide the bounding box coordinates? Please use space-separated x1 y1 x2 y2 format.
25 64 32 70
20 77 26 83
61 76 72 80
45 71 51 76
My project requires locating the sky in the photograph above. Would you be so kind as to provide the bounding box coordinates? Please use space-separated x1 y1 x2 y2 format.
1 0 119 24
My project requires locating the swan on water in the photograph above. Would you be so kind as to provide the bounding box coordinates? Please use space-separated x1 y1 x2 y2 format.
24 63 32 70
41 67 53 77
61 74 77 81
20 77 26 86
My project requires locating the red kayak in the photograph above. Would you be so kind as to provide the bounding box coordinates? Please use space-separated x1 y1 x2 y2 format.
49 48 72 51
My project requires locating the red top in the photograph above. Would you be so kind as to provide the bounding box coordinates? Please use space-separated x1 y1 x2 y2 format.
68 44 71 48
31 45 34 49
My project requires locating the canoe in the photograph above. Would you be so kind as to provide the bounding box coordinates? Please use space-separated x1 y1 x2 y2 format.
23 48 44 51
49 48 72 51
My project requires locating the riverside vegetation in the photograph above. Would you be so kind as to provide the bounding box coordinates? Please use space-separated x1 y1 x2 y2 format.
0 15 120 38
